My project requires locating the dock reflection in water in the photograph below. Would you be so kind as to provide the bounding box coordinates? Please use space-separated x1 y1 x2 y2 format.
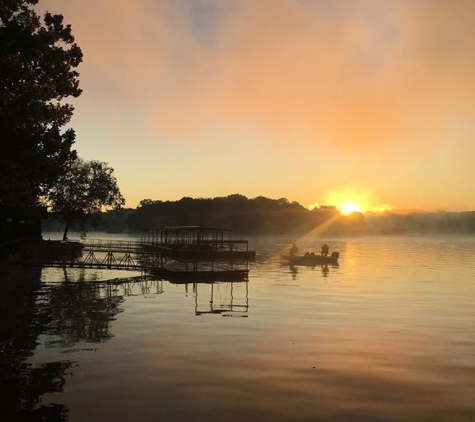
174 280 249 317
0 268 250 420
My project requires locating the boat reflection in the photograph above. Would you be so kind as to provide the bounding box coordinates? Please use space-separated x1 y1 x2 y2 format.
286 263 336 279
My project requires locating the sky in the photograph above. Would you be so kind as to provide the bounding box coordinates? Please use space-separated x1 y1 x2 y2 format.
38 0 475 213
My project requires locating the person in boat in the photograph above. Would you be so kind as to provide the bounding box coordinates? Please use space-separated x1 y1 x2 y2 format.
321 243 329 257
289 243 298 257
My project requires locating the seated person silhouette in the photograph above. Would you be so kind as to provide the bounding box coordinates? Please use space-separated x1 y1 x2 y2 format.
289 243 298 257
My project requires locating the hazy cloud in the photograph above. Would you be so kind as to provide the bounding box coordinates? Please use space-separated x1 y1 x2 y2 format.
41 0 475 151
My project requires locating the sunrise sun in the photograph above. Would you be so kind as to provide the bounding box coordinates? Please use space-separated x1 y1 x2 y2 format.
339 203 361 215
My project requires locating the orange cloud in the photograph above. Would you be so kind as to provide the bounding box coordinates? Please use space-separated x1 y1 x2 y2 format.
40 0 475 153
142 0 475 156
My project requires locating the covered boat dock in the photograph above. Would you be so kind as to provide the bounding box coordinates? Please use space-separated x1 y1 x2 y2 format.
140 226 256 260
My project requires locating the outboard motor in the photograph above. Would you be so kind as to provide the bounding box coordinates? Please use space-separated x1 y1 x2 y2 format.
331 251 339 259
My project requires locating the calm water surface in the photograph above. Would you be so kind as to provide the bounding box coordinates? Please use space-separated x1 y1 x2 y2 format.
1 235 475 421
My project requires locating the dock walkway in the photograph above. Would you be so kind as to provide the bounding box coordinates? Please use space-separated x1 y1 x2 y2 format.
19 239 250 281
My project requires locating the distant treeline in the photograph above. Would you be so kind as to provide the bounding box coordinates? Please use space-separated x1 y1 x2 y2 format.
127 195 366 235
44 194 366 236
43 195 475 236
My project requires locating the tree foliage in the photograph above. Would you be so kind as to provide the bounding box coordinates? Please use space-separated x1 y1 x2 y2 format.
46 159 125 240
0 0 83 206
128 195 367 235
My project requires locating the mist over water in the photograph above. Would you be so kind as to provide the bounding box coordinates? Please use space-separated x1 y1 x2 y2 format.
2 234 475 421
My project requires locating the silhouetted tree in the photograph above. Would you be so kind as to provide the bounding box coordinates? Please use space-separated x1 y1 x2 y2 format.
0 0 83 206
45 159 125 240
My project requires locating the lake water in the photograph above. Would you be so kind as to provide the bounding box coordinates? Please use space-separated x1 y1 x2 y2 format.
1 234 475 421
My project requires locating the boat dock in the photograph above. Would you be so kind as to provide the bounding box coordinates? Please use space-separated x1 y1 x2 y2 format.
141 226 256 260
18 227 254 281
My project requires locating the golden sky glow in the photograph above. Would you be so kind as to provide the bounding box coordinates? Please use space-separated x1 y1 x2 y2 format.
39 0 475 211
